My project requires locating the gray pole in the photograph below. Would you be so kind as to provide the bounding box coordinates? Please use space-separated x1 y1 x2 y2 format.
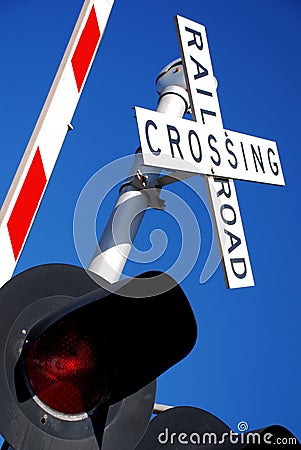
88 58 190 282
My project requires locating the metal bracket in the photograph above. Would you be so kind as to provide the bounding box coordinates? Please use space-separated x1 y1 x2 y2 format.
120 171 166 210
156 170 197 187
122 169 198 209
144 187 166 210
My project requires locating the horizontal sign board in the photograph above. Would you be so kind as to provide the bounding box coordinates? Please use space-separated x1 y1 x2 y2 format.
136 107 285 186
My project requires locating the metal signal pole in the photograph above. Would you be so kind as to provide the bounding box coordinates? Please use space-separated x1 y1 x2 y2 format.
88 58 190 283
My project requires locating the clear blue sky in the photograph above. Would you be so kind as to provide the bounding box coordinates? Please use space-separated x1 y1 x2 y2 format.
1 0 301 445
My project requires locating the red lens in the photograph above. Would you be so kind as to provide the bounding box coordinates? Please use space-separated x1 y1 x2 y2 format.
25 315 111 415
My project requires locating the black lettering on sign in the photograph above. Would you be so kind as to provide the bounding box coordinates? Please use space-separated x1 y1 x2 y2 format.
145 120 161 155
230 258 247 279
167 124 184 159
220 204 236 225
251 144 265 173
201 109 217 125
196 87 213 97
208 134 221 166
225 133 238 169
185 26 204 50
224 229 241 253
190 55 208 79
214 177 231 199
188 129 202 163
240 142 248 171
267 148 279 176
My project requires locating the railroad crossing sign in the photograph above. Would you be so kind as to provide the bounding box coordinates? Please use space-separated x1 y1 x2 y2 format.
135 16 285 289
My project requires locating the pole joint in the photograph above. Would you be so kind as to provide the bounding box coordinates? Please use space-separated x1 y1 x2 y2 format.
119 170 166 211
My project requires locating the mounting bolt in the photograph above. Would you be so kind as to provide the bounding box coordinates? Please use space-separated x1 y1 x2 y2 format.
41 414 47 425
137 170 148 187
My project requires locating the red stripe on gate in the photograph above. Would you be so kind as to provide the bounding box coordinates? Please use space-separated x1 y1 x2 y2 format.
71 6 101 92
8 148 47 260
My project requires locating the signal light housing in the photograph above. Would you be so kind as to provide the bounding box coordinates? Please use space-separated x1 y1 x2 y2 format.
0 263 197 449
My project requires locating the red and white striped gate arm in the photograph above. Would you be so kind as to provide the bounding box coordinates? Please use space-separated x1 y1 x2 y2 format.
0 0 115 288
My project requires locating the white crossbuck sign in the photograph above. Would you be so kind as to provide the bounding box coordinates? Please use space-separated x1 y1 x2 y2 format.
135 16 285 289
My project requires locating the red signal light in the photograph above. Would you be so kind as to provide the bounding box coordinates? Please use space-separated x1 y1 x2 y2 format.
25 314 112 415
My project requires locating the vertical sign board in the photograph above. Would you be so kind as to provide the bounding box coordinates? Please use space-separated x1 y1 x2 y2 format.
0 0 115 288
175 16 254 289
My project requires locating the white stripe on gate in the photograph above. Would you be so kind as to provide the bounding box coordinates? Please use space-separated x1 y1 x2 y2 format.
0 0 115 288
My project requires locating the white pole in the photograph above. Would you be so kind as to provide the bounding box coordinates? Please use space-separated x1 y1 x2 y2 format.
88 58 190 283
